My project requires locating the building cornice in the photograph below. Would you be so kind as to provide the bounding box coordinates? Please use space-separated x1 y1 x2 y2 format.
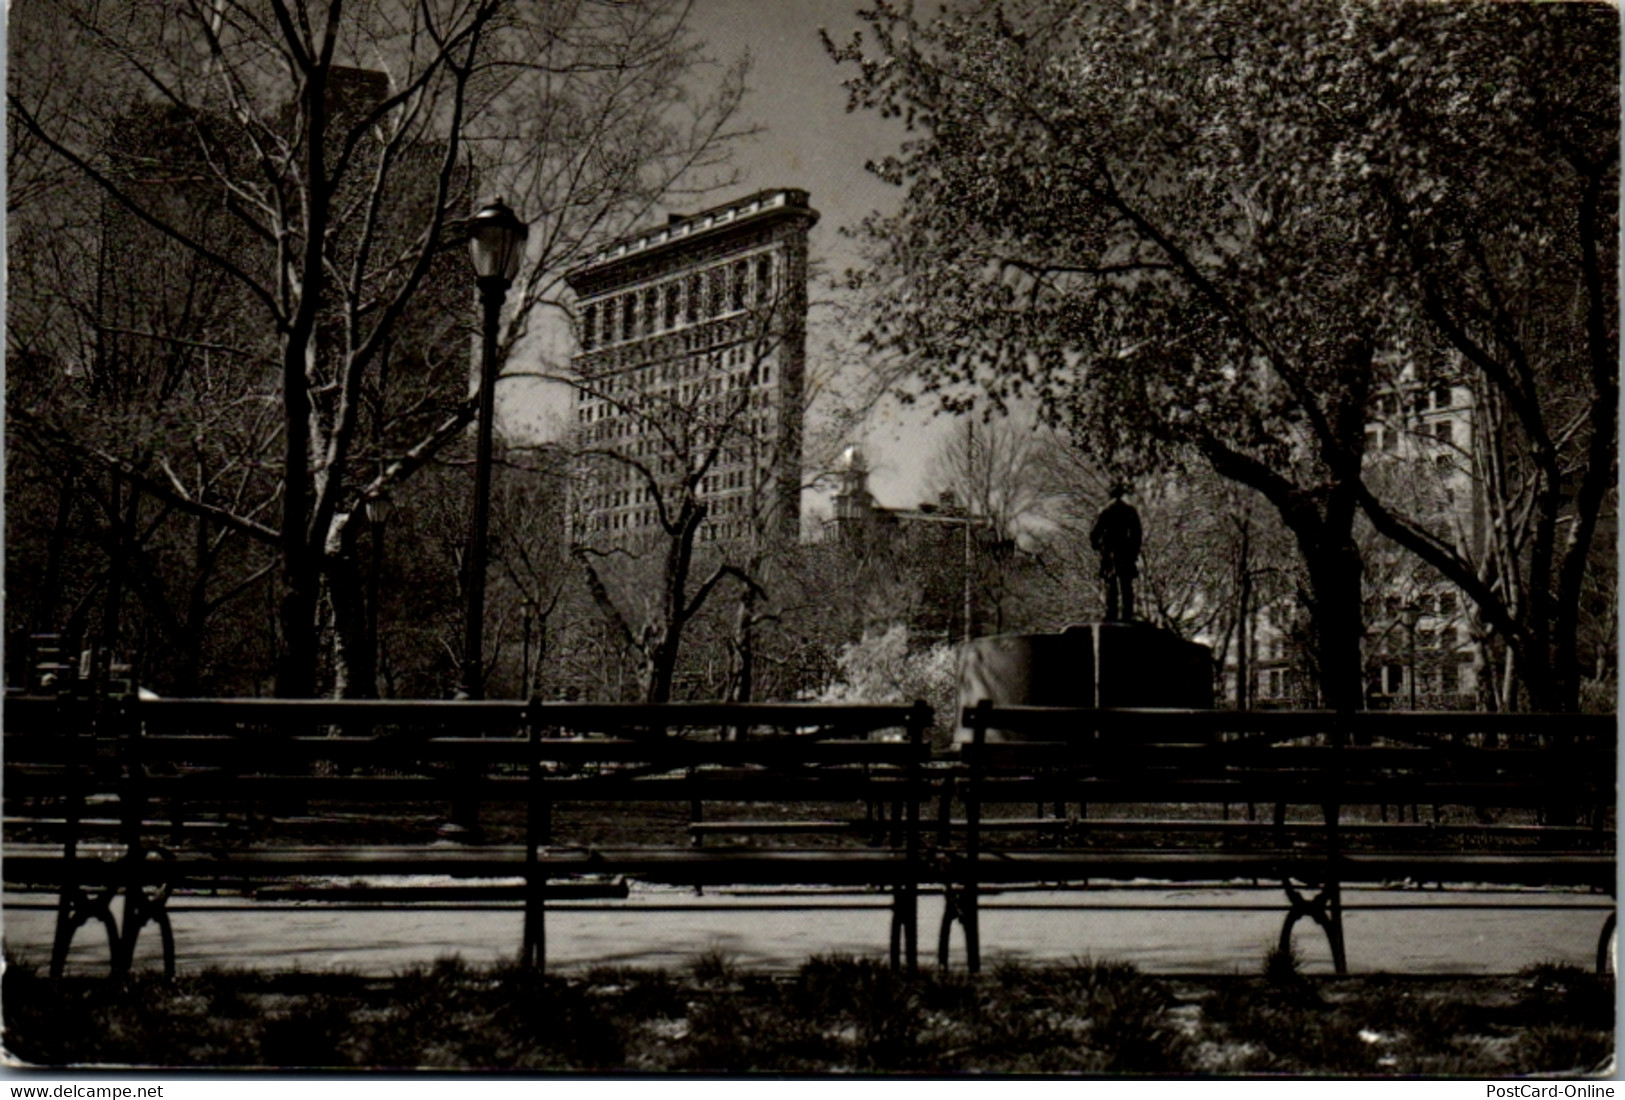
564 189 818 290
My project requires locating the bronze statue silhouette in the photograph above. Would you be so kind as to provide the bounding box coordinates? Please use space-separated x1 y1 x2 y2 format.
1090 485 1142 621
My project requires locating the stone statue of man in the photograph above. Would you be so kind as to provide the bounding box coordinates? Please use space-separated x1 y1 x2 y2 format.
1090 485 1142 621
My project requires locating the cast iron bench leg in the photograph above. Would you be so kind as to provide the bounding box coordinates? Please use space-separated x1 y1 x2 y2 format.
521 875 546 970
47 887 76 978
882 880 920 974
905 885 918 973
938 885 969 969
937 882 982 973
113 884 143 979
890 894 903 970
1597 912 1616 975
937 844 984 973
154 889 176 980
963 883 980 973
1280 881 1349 976
49 883 121 979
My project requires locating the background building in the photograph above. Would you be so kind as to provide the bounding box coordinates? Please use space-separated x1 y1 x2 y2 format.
564 188 818 547
1238 369 1481 710
1359 371 1478 707
829 445 1031 646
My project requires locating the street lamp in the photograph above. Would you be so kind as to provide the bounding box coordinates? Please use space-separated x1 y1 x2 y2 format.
459 198 528 701
1400 601 1422 710
442 199 525 843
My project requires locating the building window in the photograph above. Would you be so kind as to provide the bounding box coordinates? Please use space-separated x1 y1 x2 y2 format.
1434 384 1452 409
756 255 773 305
582 304 597 350
1438 592 1457 615
622 296 636 341
665 284 680 329
1434 420 1453 445
686 275 701 323
708 267 726 318
731 261 747 311
644 288 659 333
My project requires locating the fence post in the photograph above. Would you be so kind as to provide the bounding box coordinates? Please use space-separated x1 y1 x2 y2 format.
941 699 990 973
441 699 486 844
905 700 928 973
1324 709 1350 976
111 690 146 979
522 697 545 970
47 692 94 978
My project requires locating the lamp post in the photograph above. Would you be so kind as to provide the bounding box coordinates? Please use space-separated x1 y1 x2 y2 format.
443 199 525 843
1400 601 1422 710
459 198 528 701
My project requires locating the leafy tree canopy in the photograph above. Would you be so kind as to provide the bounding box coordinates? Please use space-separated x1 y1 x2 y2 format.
830 0 1617 710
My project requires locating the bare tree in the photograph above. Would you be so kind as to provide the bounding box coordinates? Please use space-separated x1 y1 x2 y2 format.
926 415 1059 635
562 296 791 704
8 0 748 697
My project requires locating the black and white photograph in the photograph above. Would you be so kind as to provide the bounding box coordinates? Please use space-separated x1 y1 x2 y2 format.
2 0 1618 1078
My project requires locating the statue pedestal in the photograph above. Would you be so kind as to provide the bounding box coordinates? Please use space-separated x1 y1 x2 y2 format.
956 622 1213 742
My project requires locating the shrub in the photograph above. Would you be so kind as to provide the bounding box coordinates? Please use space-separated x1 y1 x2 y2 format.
820 626 959 749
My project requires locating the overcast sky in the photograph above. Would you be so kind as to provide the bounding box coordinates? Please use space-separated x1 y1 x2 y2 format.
505 0 956 511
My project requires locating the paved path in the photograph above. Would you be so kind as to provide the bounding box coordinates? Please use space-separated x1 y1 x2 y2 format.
4 885 1611 977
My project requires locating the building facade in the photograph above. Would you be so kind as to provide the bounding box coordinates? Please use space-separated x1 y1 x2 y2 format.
829 446 1014 646
1359 371 1479 706
563 189 818 548
1239 368 1481 709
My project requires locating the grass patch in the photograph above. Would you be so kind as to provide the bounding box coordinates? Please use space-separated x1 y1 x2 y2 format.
2 951 1612 1075
1195 956 1616 1077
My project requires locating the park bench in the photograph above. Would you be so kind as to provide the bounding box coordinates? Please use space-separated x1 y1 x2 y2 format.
8 694 1610 979
2 695 933 978
941 703 1616 975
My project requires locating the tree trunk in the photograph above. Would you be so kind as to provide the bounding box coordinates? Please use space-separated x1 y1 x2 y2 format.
276 560 321 699
1303 539 1365 712
97 473 129 665
1236 571 1251 710
730 574 759 703
1274 474 1366 714
324 515 375 700
727 588 758 739
1200 458 1367 713
644 638 677 705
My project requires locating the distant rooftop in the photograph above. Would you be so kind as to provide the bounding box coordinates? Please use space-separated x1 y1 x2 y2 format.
567 188 816 281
